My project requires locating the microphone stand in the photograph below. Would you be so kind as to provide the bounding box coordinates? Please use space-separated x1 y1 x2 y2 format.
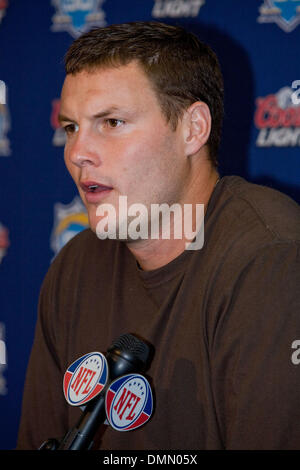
39 333 152 450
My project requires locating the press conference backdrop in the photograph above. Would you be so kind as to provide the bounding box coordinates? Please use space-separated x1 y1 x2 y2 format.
0 0 299 450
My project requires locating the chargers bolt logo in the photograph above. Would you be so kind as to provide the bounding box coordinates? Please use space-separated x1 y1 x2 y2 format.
51 0 106 38
63 352 108 406
50 196 89 257
105 374 153 431
258 0 300 32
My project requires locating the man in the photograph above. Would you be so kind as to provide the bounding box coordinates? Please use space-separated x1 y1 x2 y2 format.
17 21 300 450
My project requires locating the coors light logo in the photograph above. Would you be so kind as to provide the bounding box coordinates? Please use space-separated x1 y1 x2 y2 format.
254 87 300 147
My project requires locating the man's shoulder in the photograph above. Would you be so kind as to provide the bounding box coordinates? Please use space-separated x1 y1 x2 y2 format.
54 227 100 257
200 177 300 326
62 227 98 248
48 228 121 275
219 176 300 243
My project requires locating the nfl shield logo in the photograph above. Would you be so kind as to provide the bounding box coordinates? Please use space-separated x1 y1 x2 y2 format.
105 374 153 431
63 352 108 406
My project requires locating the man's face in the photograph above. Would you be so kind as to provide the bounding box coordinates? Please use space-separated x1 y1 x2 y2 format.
60 62 189 240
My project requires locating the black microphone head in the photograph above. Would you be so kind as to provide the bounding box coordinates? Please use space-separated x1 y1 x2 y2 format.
109 333 150 363
106 333 151 380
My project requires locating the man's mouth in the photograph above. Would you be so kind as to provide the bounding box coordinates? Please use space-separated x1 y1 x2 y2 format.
79 181 113 203
80 181 113 193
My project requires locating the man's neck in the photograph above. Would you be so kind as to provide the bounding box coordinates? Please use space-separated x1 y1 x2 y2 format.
126 166 219 271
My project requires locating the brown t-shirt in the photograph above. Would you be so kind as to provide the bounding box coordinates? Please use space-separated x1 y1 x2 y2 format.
17 176 300 450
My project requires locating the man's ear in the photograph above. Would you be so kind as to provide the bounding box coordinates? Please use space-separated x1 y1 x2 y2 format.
182 102 211 156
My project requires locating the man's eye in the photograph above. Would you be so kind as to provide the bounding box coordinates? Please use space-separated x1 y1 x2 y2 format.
105 119 124 128
63 123 78 135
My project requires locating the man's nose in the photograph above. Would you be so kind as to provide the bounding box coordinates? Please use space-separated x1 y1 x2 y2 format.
68 133 101 168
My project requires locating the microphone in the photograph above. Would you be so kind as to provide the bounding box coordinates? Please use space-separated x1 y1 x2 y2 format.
39 333 151 450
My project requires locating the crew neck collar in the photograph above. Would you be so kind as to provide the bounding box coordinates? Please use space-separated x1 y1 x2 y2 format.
133 176 225 287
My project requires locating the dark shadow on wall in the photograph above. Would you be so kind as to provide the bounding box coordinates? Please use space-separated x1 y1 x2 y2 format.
166 20 253 176
162 20 300 204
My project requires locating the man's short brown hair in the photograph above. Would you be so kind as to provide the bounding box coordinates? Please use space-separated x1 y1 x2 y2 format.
64 21 224 166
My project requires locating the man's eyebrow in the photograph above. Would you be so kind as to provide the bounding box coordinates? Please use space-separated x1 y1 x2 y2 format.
58 107 123 124
58 113 73 124
93 107 121 118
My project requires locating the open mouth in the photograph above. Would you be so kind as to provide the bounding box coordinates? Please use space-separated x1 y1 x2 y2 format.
80 181 113 193
87 184 103 193
79 181 113 203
